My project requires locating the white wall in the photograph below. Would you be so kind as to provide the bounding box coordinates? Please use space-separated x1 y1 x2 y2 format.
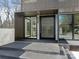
0 29 14 46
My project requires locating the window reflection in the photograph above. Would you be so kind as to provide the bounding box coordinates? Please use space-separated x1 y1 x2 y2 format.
59 14 72 39
74 14 79 39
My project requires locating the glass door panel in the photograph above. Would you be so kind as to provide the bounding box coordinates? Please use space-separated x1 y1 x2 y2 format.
40 16 55 39
25 17 37 38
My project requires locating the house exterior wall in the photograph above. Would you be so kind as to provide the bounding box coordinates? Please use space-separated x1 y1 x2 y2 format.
22 0 58 12
15 0 79 41
59 0 79 12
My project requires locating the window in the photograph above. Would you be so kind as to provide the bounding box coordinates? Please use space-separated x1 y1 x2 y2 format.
59 14 72 39
74 14 79 40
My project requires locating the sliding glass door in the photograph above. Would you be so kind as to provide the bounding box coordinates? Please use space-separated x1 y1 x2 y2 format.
25 17 37 38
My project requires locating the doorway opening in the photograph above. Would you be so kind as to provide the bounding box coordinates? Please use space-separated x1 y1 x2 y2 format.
25 16 37 39
24 15 55 40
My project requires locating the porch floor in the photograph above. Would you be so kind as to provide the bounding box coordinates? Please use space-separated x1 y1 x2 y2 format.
0 40 68 59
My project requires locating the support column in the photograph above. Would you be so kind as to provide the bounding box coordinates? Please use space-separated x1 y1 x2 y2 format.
55 14 59 41
37 14 40 40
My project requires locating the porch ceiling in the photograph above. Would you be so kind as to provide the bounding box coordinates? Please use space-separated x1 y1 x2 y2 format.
24 9 58 16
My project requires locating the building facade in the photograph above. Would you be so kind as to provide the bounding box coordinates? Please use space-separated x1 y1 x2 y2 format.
0 0 79 46
15 0 79 41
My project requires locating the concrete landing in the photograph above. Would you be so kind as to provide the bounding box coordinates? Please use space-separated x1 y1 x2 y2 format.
0 40 67 59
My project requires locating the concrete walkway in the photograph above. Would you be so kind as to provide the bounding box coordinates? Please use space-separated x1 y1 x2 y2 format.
0 40 68 59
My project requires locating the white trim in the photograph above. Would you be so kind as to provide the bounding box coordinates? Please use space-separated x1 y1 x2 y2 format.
55 15 58 41
37 15 40 40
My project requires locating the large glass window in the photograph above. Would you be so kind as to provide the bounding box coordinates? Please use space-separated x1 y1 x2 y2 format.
74 14 79 40
0 0 21 28
59 14 72 39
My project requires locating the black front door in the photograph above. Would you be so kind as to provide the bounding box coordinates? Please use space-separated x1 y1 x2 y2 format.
40 16 55 39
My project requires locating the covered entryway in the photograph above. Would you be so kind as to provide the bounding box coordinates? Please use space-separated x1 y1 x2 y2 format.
15 9 58 40
0 40 60 59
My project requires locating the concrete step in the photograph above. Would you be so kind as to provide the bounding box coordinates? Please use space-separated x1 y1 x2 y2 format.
0 55 25 59
0 41 60 53
0 41 66 59
0 47 26 59
70 45 79 51
0 46 61 59
1 41 31 50
0 44 60 59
